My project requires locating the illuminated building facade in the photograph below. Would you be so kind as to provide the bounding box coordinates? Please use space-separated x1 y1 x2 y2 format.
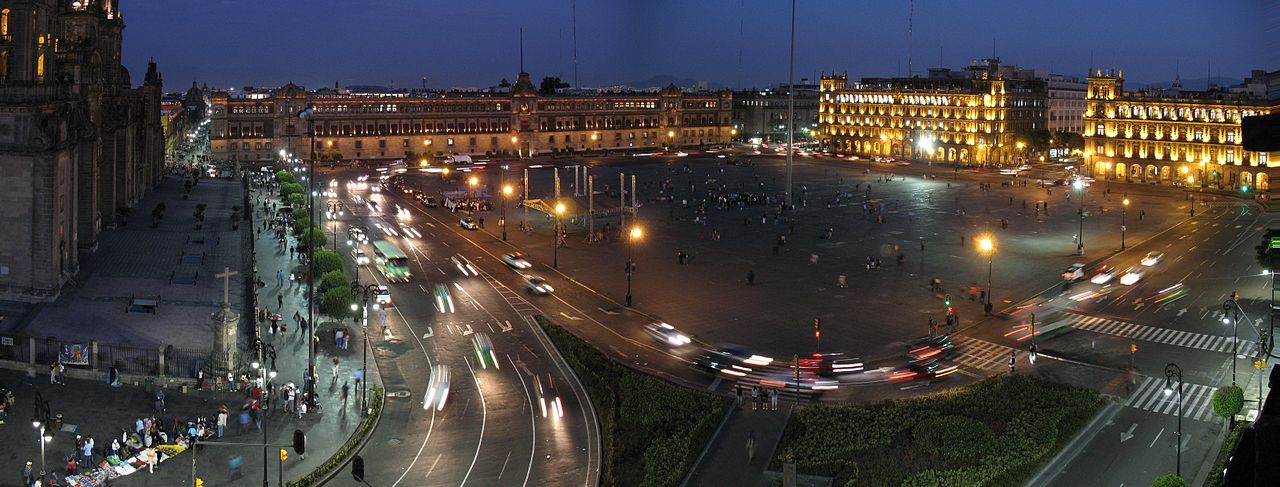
0 0 164 301
209 72 734 164
817 63 1046 165
1083 69 1277 192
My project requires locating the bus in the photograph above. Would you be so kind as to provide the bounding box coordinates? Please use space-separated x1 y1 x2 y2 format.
371 240 411 282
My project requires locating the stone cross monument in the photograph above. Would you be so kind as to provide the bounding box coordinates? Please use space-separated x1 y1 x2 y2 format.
210 267 240 375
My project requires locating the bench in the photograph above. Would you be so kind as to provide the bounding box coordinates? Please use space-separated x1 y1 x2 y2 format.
127 294 160 314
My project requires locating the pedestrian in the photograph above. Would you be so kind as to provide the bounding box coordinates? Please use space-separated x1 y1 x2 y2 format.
144 446 158 474
770 389 779 411
197 369 205 390
277 270 285 286
837 273 848 288
271 319 278 335
82 435 94 465
746 270 755 285
332 357 340 380
277 294 283 309
238 407 250 434
335 329 344 347
1008 351 1016 374
50 361 58 384
746 430 757 463
734 384 743 407
23 460 34 486
750 387 759 410
342 381 350 408
216 408 227 438
293 310 302 325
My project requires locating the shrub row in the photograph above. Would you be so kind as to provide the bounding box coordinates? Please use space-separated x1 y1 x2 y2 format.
286 385 384 486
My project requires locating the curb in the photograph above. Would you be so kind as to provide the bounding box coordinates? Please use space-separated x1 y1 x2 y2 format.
679 402 738 487
1022 401 1122 486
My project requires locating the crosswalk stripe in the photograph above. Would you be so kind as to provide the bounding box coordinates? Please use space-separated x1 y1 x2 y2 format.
1127 377 1160 407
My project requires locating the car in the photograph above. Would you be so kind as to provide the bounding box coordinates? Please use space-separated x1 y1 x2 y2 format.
423 364 451 411
1120 267 1144 286
351 248 371 266
472 333 500 370
759 371 839 391
373 285 391 306
523 275 554 295
459 217 479 230
1090 265 1117 284
348 228 368 243
433 284 455 313
906 335 956 361
643 322 692 347
533 373 564 419
889 358 959 381
797 352 864 376
1062 263 1086 281
450 255 479 276
1141 251 1165 266
708 345 773 366
501 252 532 269
420 195 439 207
692 353 753 377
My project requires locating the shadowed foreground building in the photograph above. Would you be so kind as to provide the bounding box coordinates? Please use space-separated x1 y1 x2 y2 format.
0 0 164 301
208 72 734 164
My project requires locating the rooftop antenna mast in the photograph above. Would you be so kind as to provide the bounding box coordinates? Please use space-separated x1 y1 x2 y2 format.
520 27 525 73
737 0 744 89
572 0 579 87
907 0 913 77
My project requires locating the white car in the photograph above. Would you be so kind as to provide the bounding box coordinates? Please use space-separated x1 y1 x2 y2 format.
351 248 371 266
423 364 451 411
347 227 368 243
534 373 564 419
1090 266 1117 284
459 217 479 230
1062 263 1086 281
523 275 554 295
1141 251 1164 266
451 255 479 276
501 252 532 269
644 322 692 347
373 285 391 306
1120 267 1144 286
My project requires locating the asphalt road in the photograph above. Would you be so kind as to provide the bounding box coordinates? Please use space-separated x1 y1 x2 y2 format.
315 179 600 487
308 146 1274 485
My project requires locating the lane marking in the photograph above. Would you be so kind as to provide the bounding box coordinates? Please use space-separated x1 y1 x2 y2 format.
1149 427 1164 448
459 356 488 487
507 353 537 487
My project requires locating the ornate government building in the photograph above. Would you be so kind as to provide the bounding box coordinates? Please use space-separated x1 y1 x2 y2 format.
0 0 164 301
209 72 734 164
1083 69 1277 191
817 61 1047 165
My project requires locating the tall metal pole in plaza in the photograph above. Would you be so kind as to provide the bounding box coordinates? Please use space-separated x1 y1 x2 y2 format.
1074 180 1086 255
1121 197 1129 249
626 226 641 307
501 165 510 241
1223 294 1240 386
553 202 565 268
300 106 317 406
979 236 994 313
1163 363 1184 478
784 0 796 208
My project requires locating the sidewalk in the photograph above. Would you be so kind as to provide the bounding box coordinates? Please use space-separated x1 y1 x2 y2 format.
684 402 797 487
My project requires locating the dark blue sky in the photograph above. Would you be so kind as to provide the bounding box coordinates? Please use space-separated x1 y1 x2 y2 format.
122 0 1274 92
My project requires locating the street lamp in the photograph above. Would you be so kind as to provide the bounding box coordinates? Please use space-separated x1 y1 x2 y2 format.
351 282 381 415
1121 197 1130 249
501 184 514 241
32 393 51 479
978 236 995 314
626 226 642 306
1223 295 1241 386
1073 180 1086 255
1163 363 1184 478
511 136 520 158
553 202 566 268
468 176 479 205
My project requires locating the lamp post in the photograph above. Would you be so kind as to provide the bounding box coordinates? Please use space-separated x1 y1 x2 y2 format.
32 393 51 479
1074 180 1086 255
326 201 344 251
351 282 380 415
502 184 514 241
1163 363 1184 478
626 226 642 307
468 176 479 207
979 236 994 314
1121 197 1129 249
553 202 566 268
1223 295 1241 386
299 106 318 407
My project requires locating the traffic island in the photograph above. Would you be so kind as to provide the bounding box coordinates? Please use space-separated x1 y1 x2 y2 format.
771 375 1104 486
536 316 729 486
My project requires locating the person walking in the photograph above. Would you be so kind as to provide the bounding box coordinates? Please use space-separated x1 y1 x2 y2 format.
276 294 283 309
50 361 58 384
750 386 759 411
216 408 227 438
746 270 755 285
734 384 743 407
277 270 285 287
23 460 35 486
1008 351 1017 374
331 357 340 380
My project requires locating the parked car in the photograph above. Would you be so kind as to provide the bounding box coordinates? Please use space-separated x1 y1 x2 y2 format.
459 217 479 230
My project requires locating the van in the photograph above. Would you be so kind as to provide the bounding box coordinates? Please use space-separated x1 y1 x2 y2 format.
446 154 473 165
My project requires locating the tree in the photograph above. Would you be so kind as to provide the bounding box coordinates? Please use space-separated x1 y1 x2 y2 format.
287 193 305 208
300 226 327 250
1212 384 1245 420
1255 229 1280 271
1054 131 1085 150
322 286 356 320
275 170 295 184
1151 473 1187 487
279 182 304 199
319 269 349 292
539 76 570 95
291 207 310 223
314 250 344 276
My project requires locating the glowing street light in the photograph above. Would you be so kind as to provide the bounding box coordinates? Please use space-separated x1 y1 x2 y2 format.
978 236 995 313
553 202 566 268
1121 197 1130 249
626 226 643 306
501 184 514 241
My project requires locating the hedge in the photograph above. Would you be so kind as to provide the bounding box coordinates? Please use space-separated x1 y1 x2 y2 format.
275 170 295 184
772 374 1104 486
314 250 343 276
319 269 349 293
322 287 356 320
536 316 729 487
286 385 383 486
1151 473 1188 487
1204 420 1248 487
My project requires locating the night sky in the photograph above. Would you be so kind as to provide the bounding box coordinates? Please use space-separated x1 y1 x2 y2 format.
121 0 1275 92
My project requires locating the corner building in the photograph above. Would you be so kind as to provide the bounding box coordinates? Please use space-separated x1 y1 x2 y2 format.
0 0 164 302
209 72 733 164
817 66 1046 165
1083 69 1276 192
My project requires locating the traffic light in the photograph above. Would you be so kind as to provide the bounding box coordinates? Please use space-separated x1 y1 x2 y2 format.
813 318 821 338
1130 343 1137 354
293 429 306 455
195 479 204 487
352 455 366 482
944 294 952 306
279 449 288 462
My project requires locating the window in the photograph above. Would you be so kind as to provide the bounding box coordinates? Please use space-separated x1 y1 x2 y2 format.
402 139 409 147
447 138 454 146
1227 132 1236 143
354 140 363 149
1095 123 1104 135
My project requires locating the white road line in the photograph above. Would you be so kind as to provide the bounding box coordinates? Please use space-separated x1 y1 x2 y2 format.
459 356 488 487
1149 428 1164 448
507 354 537 487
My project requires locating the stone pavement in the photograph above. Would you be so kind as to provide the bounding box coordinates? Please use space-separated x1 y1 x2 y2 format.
0 172 249 359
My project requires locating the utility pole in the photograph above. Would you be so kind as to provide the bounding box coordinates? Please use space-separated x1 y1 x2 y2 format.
784 0 796 209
